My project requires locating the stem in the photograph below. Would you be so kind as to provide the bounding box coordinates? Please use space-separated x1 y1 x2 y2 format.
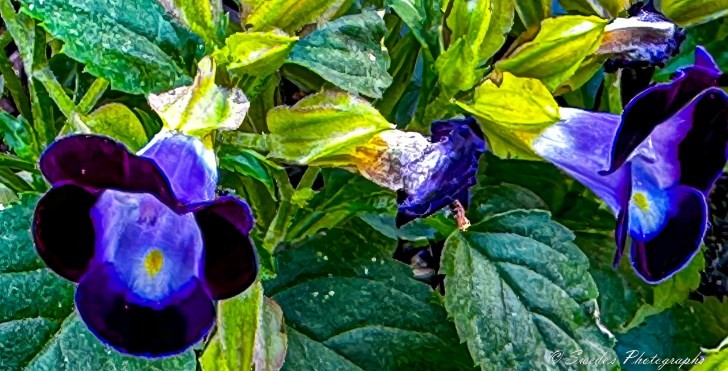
33 67 76 118
76 77 109 114
0 47 32 120
0 153 39 173
220 131 270 153
296 166 319 190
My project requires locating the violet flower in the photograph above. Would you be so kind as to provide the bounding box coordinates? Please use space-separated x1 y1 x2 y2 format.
355 117 487 226
532 47 728 283
33 132 258 356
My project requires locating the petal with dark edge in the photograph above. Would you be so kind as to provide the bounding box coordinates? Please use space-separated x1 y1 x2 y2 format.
138 131 218 205
76 263 215 357
397 117 486 223
193 197 258 300
32 184 98 282
532 108 630 215
39 135 180 209
604 48 721 173
629 186 708 283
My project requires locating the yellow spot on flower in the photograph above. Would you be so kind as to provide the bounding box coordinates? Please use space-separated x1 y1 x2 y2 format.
144 249 164 277
633 192 649 211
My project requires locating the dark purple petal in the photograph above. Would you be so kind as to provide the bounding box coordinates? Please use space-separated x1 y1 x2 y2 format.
629 186 708 283
76 263 215 356
532 108 631 215
193 197 258 300
603 49 722 173
397 117 486 223
695 45 721 71
138 132 218 205
90 190 204 301
32 184 98 282
39 135 180 209
613 165 633 267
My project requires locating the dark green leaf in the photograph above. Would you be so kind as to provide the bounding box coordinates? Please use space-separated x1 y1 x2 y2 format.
387 0 443 60
443 210 616 369
0 112 41 161
286 11 393 98
21 0 203 94
265 227 474 370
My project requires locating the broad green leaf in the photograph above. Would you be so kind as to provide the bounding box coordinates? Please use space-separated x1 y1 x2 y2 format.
214 32 297 78
442 210 616 368
266 91 394 166
496 15 608 91
456 72 560 159
159 0 225 48
468 183 548 221
85 103 147 151
25 314 197 370
219 147 280 202
437 0 515 94
201 283 287 371
21 0 203 95
0 112 40 161
0 196 195 370
240 0 339 34
515 0 551 28
386 0 443 59
286 11 393 98
264 227 474 369
655 0 728 27
695 343 728 371
148 57 250 137
287 169 395 240
616 298 728 369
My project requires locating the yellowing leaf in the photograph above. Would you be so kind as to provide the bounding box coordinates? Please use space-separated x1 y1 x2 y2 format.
655 0 728 27
457 72 560 159
266 90 394 166
495 15 608 91
86 103 148 151
214 31 297 77
159 0 225 47
148 56 250 137
240 0 340 34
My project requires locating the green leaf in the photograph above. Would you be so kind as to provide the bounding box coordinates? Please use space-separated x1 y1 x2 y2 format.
654 18 728 82
266 91 394 166
655 0 728 27
214 31 297 78
0 112 41 161
287 169 395 240
201 283 288 371
264 227 474 369
386 0 443 59
695 343 728 371
558 0 628 18
286 11 393 98
159 0 225 48
442 210 616 368
85 103 148 151
240 0 339 34
495 15 608 91
437 0 515 94
219 147 280 202
456 72 560 159
0 196 197 370
468 183 548 221
515 0 552 28
21 0 203 95
25 314 197 370
148 57 250 137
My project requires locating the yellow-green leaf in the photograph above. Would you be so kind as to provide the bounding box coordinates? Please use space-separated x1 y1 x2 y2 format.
240 0 340 34
655 0 728 27
495 15 608 91
159 0 225 47
214 31 297 77
456 72 560 159
266 90 394 166
148 56 250 137
86 103 148 151
514 0 551 28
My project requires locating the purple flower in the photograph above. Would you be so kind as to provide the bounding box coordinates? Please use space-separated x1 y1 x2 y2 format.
533 47 728 283
33 132 258 356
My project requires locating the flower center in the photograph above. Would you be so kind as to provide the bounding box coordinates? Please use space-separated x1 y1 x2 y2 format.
632 192 650 211
144 249 164 277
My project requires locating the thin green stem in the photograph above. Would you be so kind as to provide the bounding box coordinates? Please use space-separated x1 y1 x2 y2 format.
0 153 38 173
33 67 75 118
296 166 319 190
0 48 32 120
76 77 109 114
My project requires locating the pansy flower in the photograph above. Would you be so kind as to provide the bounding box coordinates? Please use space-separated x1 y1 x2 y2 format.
354 117 487 226
532 47 728 283
33 131 259 356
